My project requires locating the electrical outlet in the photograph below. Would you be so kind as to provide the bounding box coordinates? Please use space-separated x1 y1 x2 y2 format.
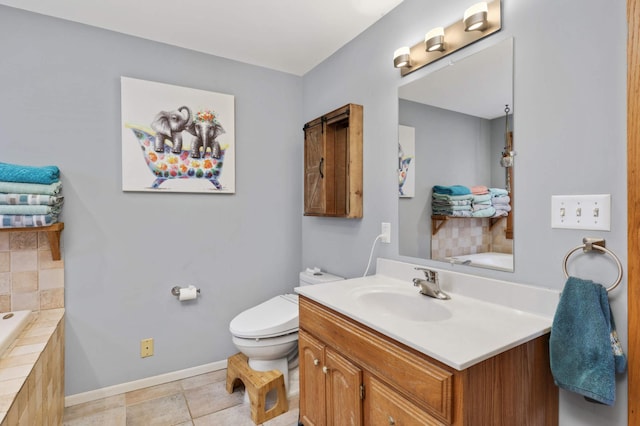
140 338 154 358
381 222 391 243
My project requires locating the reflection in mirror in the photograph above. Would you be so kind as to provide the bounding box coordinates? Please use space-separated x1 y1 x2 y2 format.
398 38 514 272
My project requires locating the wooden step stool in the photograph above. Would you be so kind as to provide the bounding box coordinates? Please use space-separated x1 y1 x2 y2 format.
225 352 288 424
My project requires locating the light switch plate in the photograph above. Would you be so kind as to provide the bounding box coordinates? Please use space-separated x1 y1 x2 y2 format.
551 194 611 230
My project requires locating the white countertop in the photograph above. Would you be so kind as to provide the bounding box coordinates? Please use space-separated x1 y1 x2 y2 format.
295 258 560 371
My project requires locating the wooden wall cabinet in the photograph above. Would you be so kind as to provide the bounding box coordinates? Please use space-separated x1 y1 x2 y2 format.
304 104 363 218
299 296 558 426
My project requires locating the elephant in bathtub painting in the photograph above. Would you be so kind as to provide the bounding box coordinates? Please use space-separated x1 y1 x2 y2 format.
121 77 235 193
125 120 226 190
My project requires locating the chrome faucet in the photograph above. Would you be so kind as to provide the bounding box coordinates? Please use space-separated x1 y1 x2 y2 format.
412 267 451 300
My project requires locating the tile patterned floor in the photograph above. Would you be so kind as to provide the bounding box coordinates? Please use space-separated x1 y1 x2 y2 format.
62 369 300 426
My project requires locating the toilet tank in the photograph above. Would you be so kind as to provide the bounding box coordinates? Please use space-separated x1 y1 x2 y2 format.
299 269 344 286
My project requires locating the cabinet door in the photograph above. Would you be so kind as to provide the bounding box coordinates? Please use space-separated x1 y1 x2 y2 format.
364 374 444 426
325 347 363 426
299 330 326 426
304 121 325 215
303 103 362 218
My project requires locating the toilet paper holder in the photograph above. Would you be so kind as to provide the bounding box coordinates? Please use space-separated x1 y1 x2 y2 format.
171 285 201 298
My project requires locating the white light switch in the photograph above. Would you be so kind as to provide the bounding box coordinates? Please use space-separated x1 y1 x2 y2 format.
551 194 611 230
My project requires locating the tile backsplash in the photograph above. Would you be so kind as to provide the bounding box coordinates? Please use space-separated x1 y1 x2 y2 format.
431 218 512 259
0 230 64 312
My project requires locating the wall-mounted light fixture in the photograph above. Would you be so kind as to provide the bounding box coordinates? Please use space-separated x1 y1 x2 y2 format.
425 27 445 52
393 0 501 76
393 47 411 68
464 2 489 31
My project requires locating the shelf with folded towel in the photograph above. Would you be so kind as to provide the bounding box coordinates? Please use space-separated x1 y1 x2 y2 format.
0 222 64 260
431 215 507 235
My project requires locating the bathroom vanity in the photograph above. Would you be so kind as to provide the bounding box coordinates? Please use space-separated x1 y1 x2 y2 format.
296 259 559 425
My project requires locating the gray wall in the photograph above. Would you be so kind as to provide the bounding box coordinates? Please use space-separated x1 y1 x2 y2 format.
0 6 303 395
303 0 628 425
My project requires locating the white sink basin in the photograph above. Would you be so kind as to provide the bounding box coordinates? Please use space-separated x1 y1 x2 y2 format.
350 286 452 322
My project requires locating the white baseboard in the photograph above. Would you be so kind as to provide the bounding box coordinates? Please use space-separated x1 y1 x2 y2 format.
64 359 228 407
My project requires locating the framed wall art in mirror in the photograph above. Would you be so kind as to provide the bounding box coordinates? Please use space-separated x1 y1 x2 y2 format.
397 38 514 272
399 125 415 198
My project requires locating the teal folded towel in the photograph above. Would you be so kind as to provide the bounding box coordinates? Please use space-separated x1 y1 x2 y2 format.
489 187 508 196
0 204 62 216
470 206 495 217
432 193 474 201
0 214 55 228
432 185 471 196
0 180 62 195
550 277 627 405
0 162 60 185
472 193 492 203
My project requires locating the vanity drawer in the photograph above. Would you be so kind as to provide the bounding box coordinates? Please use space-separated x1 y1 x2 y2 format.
364 373 446 426
300 297 454 423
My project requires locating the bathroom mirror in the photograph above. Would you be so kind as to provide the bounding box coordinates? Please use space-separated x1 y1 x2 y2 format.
398 38 514 272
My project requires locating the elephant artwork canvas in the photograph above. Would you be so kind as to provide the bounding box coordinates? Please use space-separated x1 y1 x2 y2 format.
121 77 235 193
398 125 415 198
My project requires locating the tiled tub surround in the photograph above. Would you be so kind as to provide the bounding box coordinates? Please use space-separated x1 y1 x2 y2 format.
0 230 65 312
0 308 64 425
0 311 32 359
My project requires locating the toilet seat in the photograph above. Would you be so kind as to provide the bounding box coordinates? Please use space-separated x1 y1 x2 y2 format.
230 294 299 339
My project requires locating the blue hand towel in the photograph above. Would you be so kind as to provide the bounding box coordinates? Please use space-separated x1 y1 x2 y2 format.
0 162 60 185
549 277 627 405
432 185 471 196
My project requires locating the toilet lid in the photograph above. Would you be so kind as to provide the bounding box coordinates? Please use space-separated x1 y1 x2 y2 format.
229 294 299 339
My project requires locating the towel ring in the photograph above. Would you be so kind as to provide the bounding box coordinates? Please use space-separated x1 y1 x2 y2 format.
562 241 623 292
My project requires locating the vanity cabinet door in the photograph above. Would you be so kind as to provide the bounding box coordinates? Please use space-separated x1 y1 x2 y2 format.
299 329 363 426
299 330 326 426
325 347 362 426
303 103 363 218
364 373 445 426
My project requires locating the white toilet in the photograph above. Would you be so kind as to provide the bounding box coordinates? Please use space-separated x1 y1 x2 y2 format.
229 269 343 393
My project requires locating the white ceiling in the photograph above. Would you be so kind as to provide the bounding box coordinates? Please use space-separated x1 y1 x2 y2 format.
0 0 404 76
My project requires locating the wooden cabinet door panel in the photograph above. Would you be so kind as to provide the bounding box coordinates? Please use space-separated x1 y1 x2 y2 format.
299 330 326 426
303 103 362 218
326 347 362 426
304 121 325 214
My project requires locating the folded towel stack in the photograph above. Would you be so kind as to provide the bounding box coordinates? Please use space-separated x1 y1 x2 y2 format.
489 187 511 218
471 191 496 217
432 185 514 219
432 186 473 217
0 162 63 228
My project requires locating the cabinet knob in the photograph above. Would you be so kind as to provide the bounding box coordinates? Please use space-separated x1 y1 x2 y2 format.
313 358 320 366
388 415 395 425
322 366 329 374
